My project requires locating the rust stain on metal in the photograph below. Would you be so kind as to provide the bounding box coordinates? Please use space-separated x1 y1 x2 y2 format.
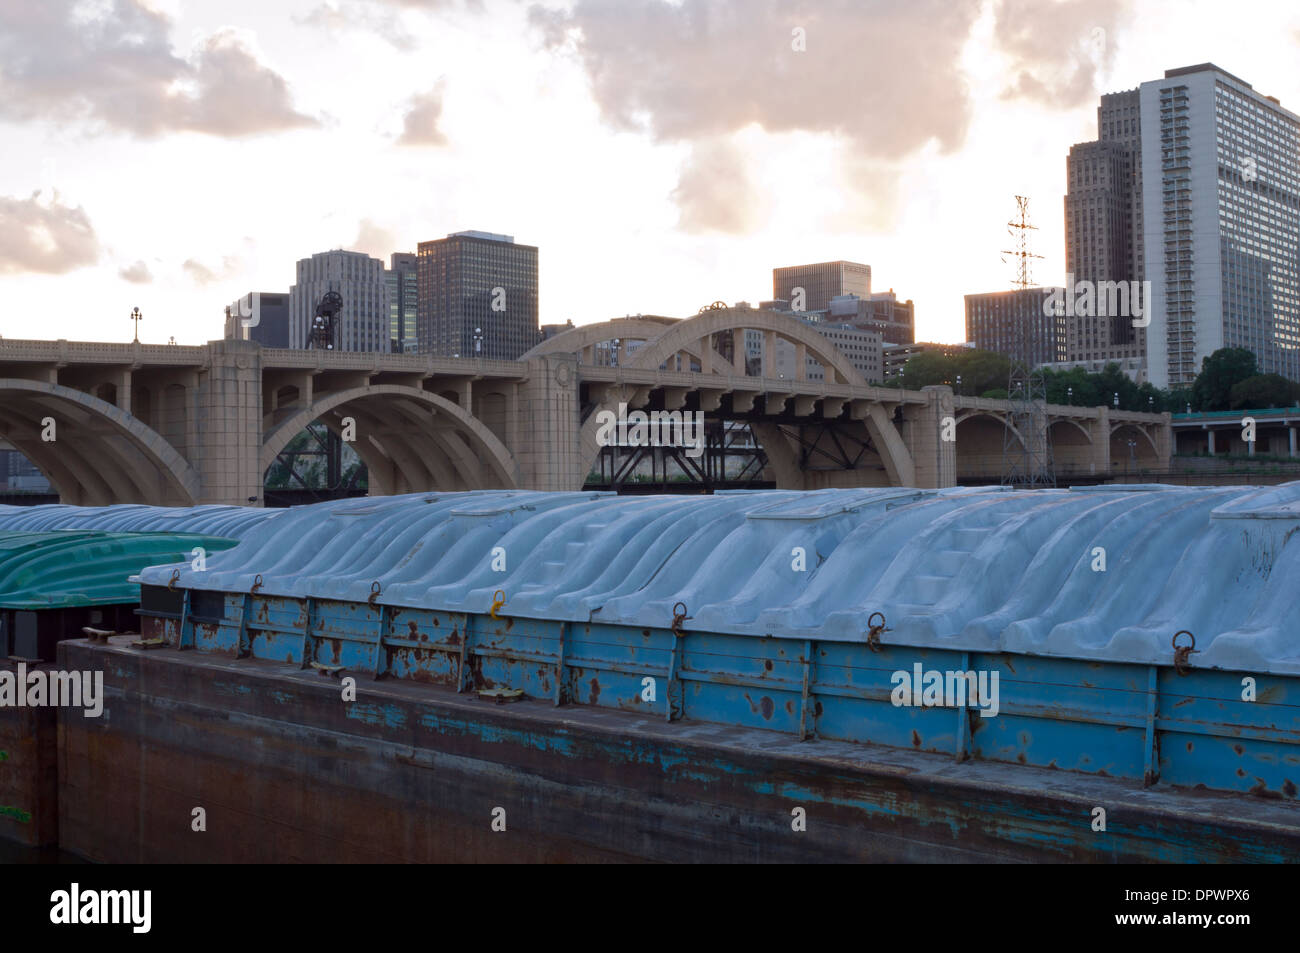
763 659 773 672
1284 779 1297 797
588 677 600 704
1250 779 1283 800
912 730 922 748
1174 697 1193 708
1234 744 1244 755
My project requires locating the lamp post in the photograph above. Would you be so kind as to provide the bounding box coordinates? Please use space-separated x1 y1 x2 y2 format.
473 327 483 360
130 307 142 343
1148 396 1154 412
955 374 962 397
611 337 621 368
1113 392 1119 410
1067 386 1073 405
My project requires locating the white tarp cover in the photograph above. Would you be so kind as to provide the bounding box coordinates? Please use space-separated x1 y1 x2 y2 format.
132 484 1300 674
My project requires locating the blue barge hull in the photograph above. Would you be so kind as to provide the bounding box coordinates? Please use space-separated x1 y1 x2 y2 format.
138 594 1300 803
58 636 1300 863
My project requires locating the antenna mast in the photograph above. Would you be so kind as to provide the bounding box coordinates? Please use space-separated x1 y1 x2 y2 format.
999 196 1055 488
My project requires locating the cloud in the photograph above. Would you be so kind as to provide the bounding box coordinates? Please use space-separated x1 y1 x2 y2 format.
296 2 417 51
119 260 153 283
671 139 763 234
530 0 981 157
354 219 399 258
182 255 240 285
182 259 217 284
995 0 1129 107
397 82 449 146
0 1 317 137
529 0 1129 228
529 0 981 229
0 192 101 275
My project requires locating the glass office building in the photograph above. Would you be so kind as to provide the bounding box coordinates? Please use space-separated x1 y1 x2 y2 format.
1141 64 1300 388
386 253 419 353
416 231 539 359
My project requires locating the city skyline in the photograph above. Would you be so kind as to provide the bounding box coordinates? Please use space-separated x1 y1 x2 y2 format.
1 0 1298 348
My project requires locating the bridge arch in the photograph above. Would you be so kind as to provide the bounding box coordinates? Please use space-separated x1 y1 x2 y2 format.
260 385 519 494
952 410 1026 483
1047 417 1094 443
0 378 199 505
627 307 868 386
575 309 915 488
520 316 680 361
1109 422 1161 469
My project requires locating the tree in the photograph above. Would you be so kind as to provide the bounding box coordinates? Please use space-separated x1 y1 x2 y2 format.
900 351 955 389
1229 373 1299 410
1191 348 1257 411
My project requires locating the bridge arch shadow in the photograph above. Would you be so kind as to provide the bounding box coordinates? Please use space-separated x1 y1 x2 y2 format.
260 385 520 494
0 378 199 505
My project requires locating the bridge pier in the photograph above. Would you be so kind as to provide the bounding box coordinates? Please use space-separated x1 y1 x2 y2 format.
193 340 265 505
901 386 956 489
517 356 582 490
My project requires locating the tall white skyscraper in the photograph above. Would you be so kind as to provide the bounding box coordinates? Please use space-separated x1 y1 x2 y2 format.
1141 64 1300 389
289 250 390 352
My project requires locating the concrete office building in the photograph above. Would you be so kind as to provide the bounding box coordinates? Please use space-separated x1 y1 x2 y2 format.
289 250 390 352
386 253 419 353
1064 88 1147 364
0 441 51 492
1040 356 1147 383
965 288 1068 366
773 261 871 314
417 231 539 359
756 312 883 383
224 292 290 348
1139 64 1300 388
826 291 916 345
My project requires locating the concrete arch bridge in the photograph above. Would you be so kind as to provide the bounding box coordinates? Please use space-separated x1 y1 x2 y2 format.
0 310 1169 503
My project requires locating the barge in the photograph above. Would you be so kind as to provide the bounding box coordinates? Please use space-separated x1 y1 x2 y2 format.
64 483 1295 862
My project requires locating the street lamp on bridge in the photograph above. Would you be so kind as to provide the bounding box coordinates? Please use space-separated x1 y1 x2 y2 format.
130 307 142 343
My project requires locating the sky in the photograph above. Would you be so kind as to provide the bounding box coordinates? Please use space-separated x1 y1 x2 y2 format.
1 0 1298 347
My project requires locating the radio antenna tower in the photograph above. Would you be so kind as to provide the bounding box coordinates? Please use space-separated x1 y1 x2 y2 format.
999 196 1055 488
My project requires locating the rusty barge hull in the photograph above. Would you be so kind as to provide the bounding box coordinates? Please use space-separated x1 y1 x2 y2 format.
58 638 1300 864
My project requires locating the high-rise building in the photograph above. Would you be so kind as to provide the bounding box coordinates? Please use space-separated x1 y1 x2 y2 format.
824 291 915 345
0 441 51 492
289 250 390 352
772 261 871 314
417 231 539 359
1139 64 1300 389
1064 88 1147 364
386 253 419 353
224 292 290 348
965 288 1068 366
